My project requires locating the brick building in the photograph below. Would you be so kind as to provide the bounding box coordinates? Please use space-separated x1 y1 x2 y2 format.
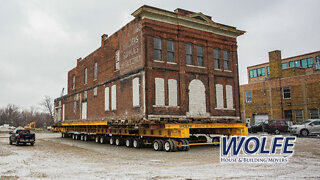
54 5 245 124
240 50 320 125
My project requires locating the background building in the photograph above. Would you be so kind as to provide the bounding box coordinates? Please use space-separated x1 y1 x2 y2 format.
240 50 320 125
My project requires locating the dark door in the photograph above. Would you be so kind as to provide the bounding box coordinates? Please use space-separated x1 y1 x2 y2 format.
284 110 293 121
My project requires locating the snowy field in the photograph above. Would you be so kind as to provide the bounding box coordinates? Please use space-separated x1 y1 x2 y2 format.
0 132 320 179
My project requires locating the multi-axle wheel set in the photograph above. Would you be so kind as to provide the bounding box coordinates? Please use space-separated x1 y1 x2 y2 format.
61 132 222 152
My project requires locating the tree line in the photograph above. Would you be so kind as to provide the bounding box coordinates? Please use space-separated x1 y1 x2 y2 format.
0 96 54 128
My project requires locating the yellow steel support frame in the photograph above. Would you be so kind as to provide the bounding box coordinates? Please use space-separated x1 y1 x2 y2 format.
60 123 248 138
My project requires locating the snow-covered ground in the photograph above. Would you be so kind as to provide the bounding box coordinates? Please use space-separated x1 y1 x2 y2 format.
0 133 319 179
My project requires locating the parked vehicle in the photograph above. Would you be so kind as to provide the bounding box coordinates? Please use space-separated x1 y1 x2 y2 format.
248 120 269 133
289 119 320 136
267 120 292 134
249 119 292 134
9 129 35 146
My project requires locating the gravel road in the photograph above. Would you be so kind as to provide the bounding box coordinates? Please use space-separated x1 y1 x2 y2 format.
0 133 320 179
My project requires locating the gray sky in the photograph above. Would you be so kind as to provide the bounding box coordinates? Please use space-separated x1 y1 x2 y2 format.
1 0 319 110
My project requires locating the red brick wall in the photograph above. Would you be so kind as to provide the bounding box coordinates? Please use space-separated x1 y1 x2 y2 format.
55 13 242 122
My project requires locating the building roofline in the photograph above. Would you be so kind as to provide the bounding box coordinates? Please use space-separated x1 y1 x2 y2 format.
132 5 245 38
247 50 320 69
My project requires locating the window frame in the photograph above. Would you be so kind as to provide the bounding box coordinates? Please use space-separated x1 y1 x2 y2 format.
84 68 87 85
294 110 304 122
213 48 220 69
310 109 319 119
154 37 162 61
282 86 291 99
282 63 287 69
223 50 230 70
186 43 193 65
115 50 120 70
166 40 175 63
245 91 252 103
72 75 75 90
307 58 313 68
197 45 204 66
94 62 98 80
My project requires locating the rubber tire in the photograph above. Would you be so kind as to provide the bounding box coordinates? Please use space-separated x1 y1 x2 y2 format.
177 140 183 151
100 136 106 144
133 138 142 148
30 142 34 146
171 140 178 152
158 140 165 151
125 138 133 147
9 139 12 145
164 140 173 152
275 129 280 135
183 139 190 151
212 137 220 147
95 136 100 143
110 137 115 145
180 139 189 151
152 140 161 151
301 129 309 137
115 137 123 146
84 135 89 141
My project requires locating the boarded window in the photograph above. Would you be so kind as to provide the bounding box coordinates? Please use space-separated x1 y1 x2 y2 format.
94 62 98 80
214 48 220 69
188 79 206 115
62 104 65 121
226 85 233 109
132 77 140 107
111 85 117 110
167 40 175 62
57 108 61 121
84 68 87 84
105 87 109 111
155 78 165 106
72 76 75 90
216 84 224 109
154 37 162 60
115 50 120 70
84 91 87 100
81 102 87 119
74 101 76 114
168 79 177 106
93 87 98 97
186 43 193 65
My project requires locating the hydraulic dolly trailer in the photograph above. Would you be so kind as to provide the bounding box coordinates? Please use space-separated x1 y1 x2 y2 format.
58 121 248 152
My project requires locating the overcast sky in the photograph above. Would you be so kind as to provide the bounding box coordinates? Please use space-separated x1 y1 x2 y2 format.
0 0 319 110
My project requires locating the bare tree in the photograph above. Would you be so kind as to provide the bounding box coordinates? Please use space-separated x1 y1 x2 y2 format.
40 95 54 121
0 104 23 127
